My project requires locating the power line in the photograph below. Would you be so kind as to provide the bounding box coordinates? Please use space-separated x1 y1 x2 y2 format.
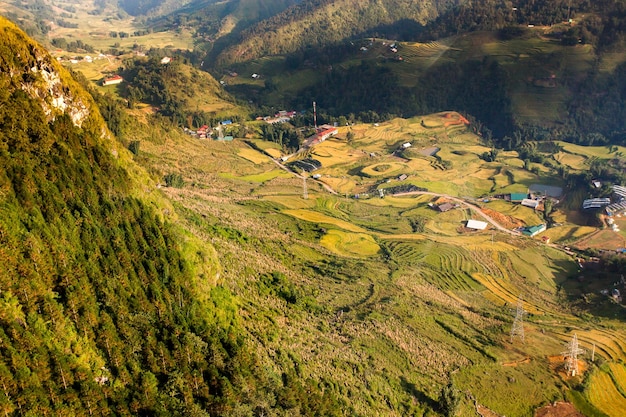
510 297 526 343
561 334 585 377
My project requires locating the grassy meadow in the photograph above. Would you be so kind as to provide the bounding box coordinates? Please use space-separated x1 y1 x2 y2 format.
129 111 626 416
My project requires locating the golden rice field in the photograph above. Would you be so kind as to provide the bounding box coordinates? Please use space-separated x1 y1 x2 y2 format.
553 152 588 170
484 200 544 226
542 225 597 243
472 272 545 315
609 362 626 392
265 148 283 158
319 176 356 194
320 230 381 257
360 194 433 209
238 148 272 164
312 140 369 167
361 162 406 177
283 209 370 233
262 195 316 209
554 329 626 362
587 369 626 417
404 158 440 172
238 170 291 183
558 142 626 159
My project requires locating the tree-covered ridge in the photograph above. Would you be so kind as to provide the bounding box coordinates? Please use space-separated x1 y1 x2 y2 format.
0 16 341 415
214 0 462 64
420 0 626 49
120 55 245 126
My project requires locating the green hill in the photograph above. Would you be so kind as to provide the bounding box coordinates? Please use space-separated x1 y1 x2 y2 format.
213 0 460 65
0 16 339 416
119 55 247 125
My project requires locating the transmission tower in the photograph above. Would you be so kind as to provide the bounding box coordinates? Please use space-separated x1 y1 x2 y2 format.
302 173 308 199
510 297 526 343
561 334 585 376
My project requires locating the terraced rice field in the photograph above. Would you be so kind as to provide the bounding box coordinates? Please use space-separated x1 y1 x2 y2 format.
320 230 380 257
609 362 626 393
543 225 597 244
238 170 290 183
283 209 369 233
554 329 626 362
392 41 455 87
263 195 315 209
553 152 588 170
587 369 626 417
484 200 544 226
312 142 372 170
361 162 406 177
558 142 626 159
238 148 271 164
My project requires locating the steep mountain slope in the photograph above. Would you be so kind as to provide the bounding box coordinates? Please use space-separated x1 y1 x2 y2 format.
0 17 339 416
214 0 463 65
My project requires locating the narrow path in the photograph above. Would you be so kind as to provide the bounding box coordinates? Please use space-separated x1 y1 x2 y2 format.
394 191 521 236
252 142 519 235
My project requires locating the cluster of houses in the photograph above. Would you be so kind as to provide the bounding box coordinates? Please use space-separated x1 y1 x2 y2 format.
57 53 108 66
304 125 338 147
183 120 235 141
582 185 626 221
256 110 299 124
492 184 563 211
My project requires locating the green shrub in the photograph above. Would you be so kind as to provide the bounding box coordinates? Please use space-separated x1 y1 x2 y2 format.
164 173 184 188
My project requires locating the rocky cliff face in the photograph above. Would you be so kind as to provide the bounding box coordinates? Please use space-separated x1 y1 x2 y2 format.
1 18 90 127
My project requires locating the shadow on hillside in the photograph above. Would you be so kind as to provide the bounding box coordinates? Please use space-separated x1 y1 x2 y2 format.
400 376 439 410
366 19 426 42
559 259 626 323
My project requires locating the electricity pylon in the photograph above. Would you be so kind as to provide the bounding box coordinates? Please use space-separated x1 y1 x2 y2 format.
562 334 585 376
302 173 308 199
510 297 526 343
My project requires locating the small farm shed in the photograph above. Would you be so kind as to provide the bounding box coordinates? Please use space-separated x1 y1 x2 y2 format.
521 199 539 209
102 75 123 86
466 220 488 230
437 203 454 212
523 224 546 237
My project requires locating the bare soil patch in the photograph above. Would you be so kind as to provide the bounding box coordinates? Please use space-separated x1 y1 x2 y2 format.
534 401 584 417
482 208 524 229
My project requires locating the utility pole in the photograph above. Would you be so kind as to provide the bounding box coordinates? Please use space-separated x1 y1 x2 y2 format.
562 334 585 376
510 297 526 343
591 343 595 362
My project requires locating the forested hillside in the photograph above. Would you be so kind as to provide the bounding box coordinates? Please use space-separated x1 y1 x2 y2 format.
119 55 245 125
420 0 626 48
214 0 462 64
0 17 339 416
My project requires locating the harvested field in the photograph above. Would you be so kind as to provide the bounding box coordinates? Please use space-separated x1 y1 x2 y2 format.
572 229 626 251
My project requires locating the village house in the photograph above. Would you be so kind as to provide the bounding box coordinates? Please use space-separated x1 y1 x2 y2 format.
102 75 123 86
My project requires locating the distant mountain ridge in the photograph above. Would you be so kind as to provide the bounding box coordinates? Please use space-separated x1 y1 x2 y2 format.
213 0 463 65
